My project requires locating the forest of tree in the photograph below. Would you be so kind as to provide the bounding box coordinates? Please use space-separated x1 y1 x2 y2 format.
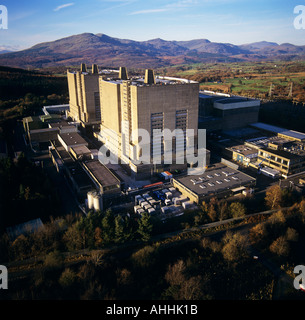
0 66 68 149
0 154 62 234
1 183 305 300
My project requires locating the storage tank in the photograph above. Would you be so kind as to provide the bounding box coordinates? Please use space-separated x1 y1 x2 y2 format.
182 201 193 209
87 191 94 210
93 193 103 212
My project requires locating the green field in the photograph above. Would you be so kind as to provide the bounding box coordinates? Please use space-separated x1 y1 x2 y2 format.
158 61 305 101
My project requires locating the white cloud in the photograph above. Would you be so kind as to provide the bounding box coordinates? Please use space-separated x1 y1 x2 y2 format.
166 0 198 9
54 3 75 12
129 0 198 15
130 8 168 15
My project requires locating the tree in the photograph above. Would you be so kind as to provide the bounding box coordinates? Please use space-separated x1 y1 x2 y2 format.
44 250 64 270
94 227 103 247
165 259 186 286
285 227 299 242
249 223 268 245
10 234 30 260
265 185 283 209
63 223 86 251
298 200 305 223
207 198 217 222
229 202 246 218
222 231 248 262
218 201 229 221
269 236 290 257
24 186 31 201
268 210 286 225
101 209 115 243
180 276 205 300
114 215 125 244
131 245 158 269
137 212 153 242
59 268 78 289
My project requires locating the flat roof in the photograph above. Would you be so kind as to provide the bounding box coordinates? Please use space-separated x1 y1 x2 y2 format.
49 120 75 128
229 145 258 156
59 132 88 147
251 122 305 141
83 160 120 188
216 97 248 104
70 145 92 156
174 164 256 197
102 75 197 87
260 147 303 160
29 128 59 134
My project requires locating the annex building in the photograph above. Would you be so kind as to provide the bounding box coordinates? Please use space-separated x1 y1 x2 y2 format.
172 163 256 204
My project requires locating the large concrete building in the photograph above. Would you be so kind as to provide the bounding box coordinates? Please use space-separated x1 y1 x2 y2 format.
96 68 201 179
67 64 116 131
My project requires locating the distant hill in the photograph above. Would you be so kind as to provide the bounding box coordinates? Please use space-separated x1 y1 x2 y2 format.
0 33 305 69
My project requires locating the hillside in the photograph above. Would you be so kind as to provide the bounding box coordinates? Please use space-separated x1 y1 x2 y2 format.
1 33 305 69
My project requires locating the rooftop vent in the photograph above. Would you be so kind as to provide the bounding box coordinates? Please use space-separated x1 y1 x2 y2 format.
92 64 99 74
119 67 128 80
144 69 156 85
80 63 87 73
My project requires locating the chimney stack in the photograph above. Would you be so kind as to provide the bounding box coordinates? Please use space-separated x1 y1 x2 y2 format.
92 64 99 74
80 63 87 73
119 67 128 80
144 69 155 85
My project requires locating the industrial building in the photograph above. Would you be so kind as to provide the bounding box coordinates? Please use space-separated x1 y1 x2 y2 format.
82 160 121 197
257 144 305 177
228 144 258 167
57 132 88 152
250 122 305 142
172 164 256 204
199 91 260 131
67 64 120 131
211 122 305 178
241 123 305 177
95 67 201 179
67 64 101 130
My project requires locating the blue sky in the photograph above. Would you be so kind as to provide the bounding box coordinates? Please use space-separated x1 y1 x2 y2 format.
1 0 305 49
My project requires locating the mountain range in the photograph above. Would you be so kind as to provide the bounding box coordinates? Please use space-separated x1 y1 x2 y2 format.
0 33 305 69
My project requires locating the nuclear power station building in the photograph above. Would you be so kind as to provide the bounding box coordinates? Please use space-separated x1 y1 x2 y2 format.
67 64 119 131
95 67 201 179
67 64 203 179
